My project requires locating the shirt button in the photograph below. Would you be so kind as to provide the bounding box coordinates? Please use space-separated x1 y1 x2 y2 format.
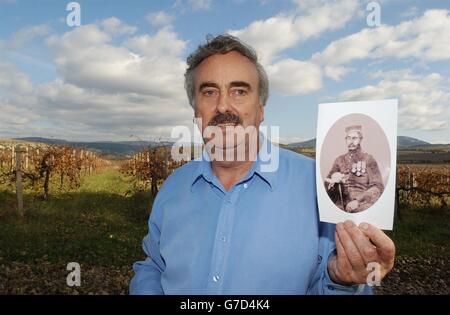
220 236 227 242
243 183 248 189
212 275 220 282
318 255 323 263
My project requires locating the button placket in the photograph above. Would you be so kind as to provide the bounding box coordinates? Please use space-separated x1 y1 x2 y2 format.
207 196 234 293
207 184 243 293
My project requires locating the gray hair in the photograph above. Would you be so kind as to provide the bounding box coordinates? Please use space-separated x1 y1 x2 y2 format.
184 34 269 109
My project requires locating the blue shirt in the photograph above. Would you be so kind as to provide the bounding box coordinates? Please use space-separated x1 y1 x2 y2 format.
130 136 370 295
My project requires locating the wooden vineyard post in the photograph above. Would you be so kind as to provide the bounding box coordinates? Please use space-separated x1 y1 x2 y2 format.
25 146 29 171
164 150 168 177
11 145 15 172
15 145 26 216
0 145 3 170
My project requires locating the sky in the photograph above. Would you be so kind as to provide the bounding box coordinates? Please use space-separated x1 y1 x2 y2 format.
0 0 449 144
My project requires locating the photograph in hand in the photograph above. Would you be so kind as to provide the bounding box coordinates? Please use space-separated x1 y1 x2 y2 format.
316 100 398 230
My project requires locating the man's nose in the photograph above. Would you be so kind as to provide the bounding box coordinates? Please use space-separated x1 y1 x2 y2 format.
217 92 231 113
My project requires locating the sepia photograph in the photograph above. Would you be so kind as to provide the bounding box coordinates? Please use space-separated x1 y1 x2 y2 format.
316 99 398 230
322 115 390 213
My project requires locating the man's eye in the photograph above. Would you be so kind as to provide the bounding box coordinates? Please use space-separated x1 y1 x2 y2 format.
231 89 247 96
202 90 217 96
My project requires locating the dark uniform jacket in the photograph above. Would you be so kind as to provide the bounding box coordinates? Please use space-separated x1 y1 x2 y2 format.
326 148 384 212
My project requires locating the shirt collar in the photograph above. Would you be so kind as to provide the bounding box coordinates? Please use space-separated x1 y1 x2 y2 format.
190 132 278 192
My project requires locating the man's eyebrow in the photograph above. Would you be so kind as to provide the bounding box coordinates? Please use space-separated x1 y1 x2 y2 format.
198 81 253 91
198 82 219 91
229 81 252 89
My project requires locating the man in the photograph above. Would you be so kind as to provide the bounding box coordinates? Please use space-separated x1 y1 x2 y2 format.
130 35 395 294
325 125 384 213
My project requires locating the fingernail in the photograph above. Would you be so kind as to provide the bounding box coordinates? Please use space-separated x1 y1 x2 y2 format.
344 220 354 228
360 223 369 230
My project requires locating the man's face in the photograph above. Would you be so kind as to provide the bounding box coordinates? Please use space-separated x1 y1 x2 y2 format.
345 131 362 151
193 51 264 149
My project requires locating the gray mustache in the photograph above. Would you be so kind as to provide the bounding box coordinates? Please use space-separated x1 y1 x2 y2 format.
208 112 243 126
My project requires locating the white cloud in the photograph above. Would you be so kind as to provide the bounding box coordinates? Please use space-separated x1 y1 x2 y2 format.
146 11 175 27
0 61 34 94
313 9 450 65
47 24 110 48
0 24 49 50
339 71 450 131
324 66 354 81
227 0 359 95
0 75 193 141
174 0 213 11
267 59 322 95
401 6 420 18
188 0 213 11
229 0 359 64
46 22 187 99
0 18 193 141
100 17 137 35
229 14 297 65
125 27 186 58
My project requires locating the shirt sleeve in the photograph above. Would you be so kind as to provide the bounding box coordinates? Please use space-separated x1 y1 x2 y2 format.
129 194 166 295
307 221 373 295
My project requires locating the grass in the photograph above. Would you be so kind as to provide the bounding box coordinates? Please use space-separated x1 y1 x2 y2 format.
0 169 151 268
377 207 449 295
388 206 450 259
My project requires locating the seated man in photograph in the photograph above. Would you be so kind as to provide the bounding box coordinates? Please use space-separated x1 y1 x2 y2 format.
325 125 385 213
130 35 395 295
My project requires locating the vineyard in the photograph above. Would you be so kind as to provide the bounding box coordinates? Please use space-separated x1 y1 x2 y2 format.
0 142 109 211
2 140 448 212
0 141 192 215
397 164 450 208
119 145 187 198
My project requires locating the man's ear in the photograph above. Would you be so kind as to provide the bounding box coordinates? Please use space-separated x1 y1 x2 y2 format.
259 104 264 123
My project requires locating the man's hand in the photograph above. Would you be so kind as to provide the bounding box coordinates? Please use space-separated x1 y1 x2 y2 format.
327 220 395 285
325 172 347 189
345 200 359 212
330 172 345 184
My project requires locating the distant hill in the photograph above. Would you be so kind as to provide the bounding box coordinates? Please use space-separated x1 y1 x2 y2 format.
397 136 430 147
285 136 449 163
286 138 316 148
287 136 446 149
15 137 174 159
